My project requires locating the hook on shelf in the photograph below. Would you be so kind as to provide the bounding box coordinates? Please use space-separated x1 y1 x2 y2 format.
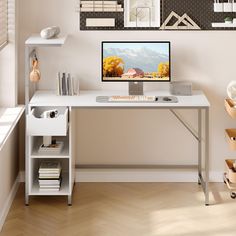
29 49 38 61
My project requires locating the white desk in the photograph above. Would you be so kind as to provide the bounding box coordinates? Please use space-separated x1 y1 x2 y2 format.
27 90 210 205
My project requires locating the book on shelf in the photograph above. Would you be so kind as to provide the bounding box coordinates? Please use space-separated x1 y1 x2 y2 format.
39 161 61 171
39 180 61 184
38 161 62 191
57 72 75 96
39 188 60 191
81 4 122 8
38 141 64 155
39 173 61 179
81 1 118 4
80 7 123 12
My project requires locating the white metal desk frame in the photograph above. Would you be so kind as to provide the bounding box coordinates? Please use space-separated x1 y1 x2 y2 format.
28 90 210 206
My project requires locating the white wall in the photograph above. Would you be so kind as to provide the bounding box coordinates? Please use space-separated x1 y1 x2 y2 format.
18 0 236 176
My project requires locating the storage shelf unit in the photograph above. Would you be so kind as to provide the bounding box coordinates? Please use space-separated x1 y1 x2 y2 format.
224 98 236 198
25 35 76 206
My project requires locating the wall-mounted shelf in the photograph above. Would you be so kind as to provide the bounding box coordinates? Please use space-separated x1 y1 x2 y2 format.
25 34 67 47
212 22 236 27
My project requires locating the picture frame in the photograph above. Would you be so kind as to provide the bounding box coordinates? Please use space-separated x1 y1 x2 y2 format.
124 0 161 27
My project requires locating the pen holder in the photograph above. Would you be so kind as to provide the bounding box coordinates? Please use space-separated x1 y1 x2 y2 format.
224 3 233 12
214 3 223 12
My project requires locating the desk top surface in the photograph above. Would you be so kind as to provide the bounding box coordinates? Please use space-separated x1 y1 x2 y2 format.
29 90 210 108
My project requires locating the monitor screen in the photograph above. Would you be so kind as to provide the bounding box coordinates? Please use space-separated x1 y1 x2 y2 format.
102 41 171 82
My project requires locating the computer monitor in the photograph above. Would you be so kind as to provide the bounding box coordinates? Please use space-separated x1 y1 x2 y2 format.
102 41 171 95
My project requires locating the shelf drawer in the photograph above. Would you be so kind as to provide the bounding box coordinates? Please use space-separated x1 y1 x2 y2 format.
27 107 68 136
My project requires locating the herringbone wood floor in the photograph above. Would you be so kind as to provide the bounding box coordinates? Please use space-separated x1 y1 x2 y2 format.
0 183 234 236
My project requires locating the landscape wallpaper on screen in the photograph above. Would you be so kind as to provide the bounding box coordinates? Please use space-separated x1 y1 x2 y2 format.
103 42 170 81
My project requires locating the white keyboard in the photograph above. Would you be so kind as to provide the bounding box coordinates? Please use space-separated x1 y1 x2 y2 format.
108 95 156 102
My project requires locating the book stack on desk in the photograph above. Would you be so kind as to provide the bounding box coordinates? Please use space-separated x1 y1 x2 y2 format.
57 72 74 96
38 161 62 191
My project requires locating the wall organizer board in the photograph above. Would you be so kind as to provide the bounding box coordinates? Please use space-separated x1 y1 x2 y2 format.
78 0 236 30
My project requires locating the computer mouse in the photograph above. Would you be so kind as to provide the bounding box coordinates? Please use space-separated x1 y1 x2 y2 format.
163 97 172 102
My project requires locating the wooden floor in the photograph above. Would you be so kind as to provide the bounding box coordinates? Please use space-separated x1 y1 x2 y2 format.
0 183 235 236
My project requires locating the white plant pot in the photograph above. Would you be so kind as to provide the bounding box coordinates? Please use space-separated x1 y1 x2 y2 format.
224 3 233 12
214 3 223 12
233 3 236 12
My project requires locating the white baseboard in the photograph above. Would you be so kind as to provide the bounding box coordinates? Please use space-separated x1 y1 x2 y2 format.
19 169 223 183
0 173 20 232
77 169 223 182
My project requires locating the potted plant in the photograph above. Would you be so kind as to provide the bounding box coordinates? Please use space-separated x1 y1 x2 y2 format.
225 17 233 23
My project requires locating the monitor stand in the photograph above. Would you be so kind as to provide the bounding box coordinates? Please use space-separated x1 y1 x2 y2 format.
129 82 143 95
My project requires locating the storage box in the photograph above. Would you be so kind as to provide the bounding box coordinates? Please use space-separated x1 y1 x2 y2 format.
224 2 233 12
27 107 68 136
225 129 236 150
225 99 236 118
225 159 236 183
233 3 236 12
214 3 224 12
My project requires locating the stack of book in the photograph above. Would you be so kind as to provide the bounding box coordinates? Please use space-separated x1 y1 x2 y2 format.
57 72 74 96
38 161 62 191
80 1 123 12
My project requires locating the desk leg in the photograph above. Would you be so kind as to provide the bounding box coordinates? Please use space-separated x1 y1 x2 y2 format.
198 109 202 185
205 108 210 206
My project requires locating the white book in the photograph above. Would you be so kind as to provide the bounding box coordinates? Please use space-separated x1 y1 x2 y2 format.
39 188 60 191
39 179 61 182
57 72 61 96
39 184 61 187
39 173 61 176
81 1 117 4
81 4 122 8
39 182 61 185
38 141 64 155
39 161 61 170
59 75 63 96
81 7 123 12
71 77 75 96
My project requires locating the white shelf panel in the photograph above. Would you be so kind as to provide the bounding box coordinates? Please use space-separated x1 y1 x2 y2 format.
25 34 67 47
212 23 236 28
30 172 70 196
